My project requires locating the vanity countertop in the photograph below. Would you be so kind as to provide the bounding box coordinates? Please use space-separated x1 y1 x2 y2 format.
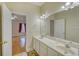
33 36 79 56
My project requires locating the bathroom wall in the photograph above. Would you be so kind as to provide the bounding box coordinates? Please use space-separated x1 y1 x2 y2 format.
49 6 79 43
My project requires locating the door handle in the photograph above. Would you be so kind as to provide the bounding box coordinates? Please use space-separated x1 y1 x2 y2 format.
0 41 7 45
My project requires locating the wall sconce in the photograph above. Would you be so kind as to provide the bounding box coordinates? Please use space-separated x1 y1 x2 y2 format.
39 14 46 38
40 14 46 19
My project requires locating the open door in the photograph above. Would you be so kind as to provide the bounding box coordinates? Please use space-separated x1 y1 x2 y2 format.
2 4 12 56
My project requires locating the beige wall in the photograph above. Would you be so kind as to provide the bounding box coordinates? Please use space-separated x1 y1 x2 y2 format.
49 6 79 43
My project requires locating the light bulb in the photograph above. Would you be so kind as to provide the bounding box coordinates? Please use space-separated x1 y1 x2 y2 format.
42 14 45 17
11 16 17 20
40 16 43 19
70 6 74 9
61 6 65 9
65 2 71 6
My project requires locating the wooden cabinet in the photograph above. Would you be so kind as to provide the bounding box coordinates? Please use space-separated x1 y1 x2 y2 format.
39 42 48 56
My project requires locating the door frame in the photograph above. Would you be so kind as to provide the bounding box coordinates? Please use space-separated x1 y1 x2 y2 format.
11 11 27 55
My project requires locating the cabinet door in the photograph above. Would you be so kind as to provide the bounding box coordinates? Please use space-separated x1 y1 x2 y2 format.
57 53 63 56
35 39 39 54
39 42 48 56
48 47 58 56
33 38 36 50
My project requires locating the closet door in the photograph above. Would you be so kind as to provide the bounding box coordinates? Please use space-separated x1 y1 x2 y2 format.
2 4 12 56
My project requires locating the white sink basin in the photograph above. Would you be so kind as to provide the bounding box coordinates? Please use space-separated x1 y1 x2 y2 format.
56 45 75 55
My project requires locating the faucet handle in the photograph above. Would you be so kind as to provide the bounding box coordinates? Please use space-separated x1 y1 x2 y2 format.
65 41 72 48
65 43 70 48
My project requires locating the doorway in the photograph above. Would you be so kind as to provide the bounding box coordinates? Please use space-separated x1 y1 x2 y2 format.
12 13 26 55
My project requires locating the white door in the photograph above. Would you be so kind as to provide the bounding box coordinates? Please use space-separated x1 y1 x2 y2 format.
54 19 65 39
2 4 12 56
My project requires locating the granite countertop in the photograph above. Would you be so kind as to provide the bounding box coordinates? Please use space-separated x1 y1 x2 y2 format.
33 36 79 56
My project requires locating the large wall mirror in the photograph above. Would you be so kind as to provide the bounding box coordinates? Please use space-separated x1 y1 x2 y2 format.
42 4 79 43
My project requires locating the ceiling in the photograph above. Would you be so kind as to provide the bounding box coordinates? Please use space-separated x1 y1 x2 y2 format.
30 2 45 6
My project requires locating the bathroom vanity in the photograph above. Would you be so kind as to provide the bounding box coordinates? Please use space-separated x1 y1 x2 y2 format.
32 36 79 56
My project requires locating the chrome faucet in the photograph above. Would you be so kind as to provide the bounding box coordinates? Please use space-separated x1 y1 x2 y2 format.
65 41 72 48
64 41 73 54
40 34 44 39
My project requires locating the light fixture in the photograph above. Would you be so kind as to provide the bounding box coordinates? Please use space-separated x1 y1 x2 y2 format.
11 16 17 20
42 14 45 17
40 16 43 19
70 5 75 9
40 14 46 19
65 2 71 6
61 2 79 10
61 6 65 9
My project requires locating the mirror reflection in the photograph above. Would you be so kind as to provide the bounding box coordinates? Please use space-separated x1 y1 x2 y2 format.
40 2 79 43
